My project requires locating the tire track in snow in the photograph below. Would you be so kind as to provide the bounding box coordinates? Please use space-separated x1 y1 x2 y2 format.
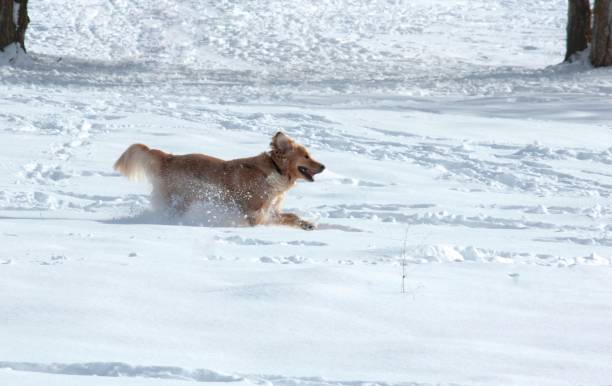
0 361 242 383
0 361 453 386
316 204 602 233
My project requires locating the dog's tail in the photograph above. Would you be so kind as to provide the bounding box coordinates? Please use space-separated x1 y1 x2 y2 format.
114 143 166 182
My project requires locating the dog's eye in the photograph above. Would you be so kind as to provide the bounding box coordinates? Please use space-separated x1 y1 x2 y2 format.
305 155 310 159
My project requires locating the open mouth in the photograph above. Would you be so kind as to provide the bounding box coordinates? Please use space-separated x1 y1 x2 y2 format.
298 166 315 181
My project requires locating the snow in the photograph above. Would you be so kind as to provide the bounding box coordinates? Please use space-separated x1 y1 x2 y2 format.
1 0 612 385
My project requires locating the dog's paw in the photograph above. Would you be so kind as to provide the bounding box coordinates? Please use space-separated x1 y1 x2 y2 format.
299 220 316 231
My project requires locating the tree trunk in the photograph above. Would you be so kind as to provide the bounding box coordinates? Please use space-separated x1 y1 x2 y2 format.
0 0 29 52
566 0 592 61
591 0 612 66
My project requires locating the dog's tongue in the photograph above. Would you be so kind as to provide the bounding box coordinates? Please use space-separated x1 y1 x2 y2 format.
299 166 315 181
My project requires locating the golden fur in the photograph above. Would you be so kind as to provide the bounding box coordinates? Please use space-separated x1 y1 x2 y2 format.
114 132 325 230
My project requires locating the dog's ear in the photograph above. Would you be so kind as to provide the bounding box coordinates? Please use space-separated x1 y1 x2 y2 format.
271 132 293 153
270 132 293 178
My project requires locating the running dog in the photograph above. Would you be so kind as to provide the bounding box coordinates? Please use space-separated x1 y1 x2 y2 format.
114 132 325 230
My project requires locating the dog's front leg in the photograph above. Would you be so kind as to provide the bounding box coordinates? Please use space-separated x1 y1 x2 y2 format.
275 212 315 230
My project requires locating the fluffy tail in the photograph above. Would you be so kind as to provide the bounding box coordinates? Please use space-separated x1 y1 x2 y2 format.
114 143 165 182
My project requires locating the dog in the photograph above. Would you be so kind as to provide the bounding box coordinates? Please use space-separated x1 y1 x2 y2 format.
114 132 325 230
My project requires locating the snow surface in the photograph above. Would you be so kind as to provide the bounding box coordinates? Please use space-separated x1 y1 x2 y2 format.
1 0 612 385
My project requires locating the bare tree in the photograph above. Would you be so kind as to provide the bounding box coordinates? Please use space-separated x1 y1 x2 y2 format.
591 0 612 66
566 0 592 61
0 0 29 53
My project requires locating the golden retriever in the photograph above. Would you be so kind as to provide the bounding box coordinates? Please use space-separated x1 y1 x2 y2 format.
114 132 325 230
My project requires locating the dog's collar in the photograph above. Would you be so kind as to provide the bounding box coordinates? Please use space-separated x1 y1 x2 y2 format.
268 152 283 175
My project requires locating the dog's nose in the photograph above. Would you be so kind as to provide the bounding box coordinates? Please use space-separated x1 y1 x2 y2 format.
319 164 326 172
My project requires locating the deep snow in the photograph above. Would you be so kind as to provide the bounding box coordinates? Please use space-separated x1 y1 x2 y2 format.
1 0 612 385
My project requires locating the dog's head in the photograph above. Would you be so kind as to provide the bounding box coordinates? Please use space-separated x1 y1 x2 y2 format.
270 132 325 182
